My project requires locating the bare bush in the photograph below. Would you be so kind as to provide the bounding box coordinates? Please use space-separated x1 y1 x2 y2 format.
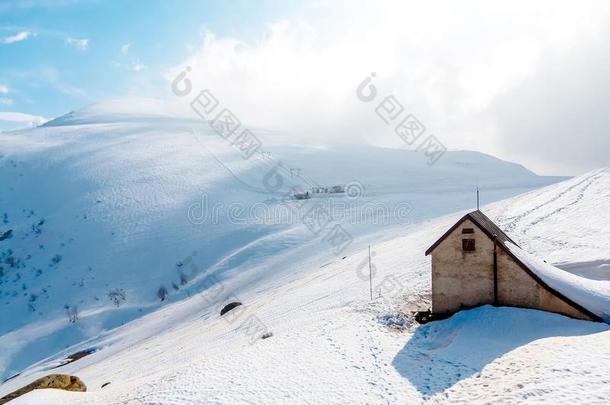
107 288 126 307
157 285 168 301
65 305 78 323
179 271 188 286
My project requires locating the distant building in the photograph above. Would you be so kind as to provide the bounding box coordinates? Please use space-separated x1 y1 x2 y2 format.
424 210 601 322
293 191 310 200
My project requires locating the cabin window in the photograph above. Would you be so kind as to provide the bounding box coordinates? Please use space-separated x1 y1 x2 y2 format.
462 238 476 252
462 228 474 234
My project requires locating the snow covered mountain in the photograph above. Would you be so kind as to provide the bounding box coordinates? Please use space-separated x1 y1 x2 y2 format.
2 101 607 404
1 166 607 404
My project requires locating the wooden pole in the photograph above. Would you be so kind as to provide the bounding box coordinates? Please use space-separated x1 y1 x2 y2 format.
493 234 498 306
368 245 373 301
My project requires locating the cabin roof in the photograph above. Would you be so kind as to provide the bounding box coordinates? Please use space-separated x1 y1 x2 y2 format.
425 210 516 256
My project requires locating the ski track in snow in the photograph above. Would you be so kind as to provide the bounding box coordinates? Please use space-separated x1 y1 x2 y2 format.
492 167 609 261
497 168 605 234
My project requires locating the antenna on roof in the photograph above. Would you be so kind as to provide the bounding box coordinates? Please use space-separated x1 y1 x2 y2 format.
476 186 480 211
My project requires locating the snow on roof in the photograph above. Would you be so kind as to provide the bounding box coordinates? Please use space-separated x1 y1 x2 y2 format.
506 242 610 323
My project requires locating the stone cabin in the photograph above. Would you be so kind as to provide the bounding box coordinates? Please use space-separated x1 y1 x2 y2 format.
425 210 601 322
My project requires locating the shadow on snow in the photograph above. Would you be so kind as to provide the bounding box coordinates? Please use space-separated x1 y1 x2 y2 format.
392 305 608 398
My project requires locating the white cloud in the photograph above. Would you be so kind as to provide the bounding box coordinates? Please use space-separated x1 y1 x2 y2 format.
2 30 33 44
491 31 610 175
0 111 47 127
0 98 13 105
168 0 610 175
0 85 8 94
65 37 89 51
132 61 145 72
120 42 131 55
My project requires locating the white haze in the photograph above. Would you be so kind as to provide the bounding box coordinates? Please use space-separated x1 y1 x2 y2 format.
167 0 610 175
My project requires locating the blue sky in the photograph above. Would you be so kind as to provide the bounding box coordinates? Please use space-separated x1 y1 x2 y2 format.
1 0 609 175
0 0 301 130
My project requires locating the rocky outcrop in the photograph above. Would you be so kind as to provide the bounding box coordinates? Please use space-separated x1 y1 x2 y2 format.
0 374 86 404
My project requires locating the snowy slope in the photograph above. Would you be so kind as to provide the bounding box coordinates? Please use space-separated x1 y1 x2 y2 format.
490 167 610 264
1 101 608 404
0 100 564 383
1 168 609 404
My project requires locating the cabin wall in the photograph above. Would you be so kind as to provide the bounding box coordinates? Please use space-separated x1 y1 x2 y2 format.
431 219 494 314
497 250 592 321
496 249 539 307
